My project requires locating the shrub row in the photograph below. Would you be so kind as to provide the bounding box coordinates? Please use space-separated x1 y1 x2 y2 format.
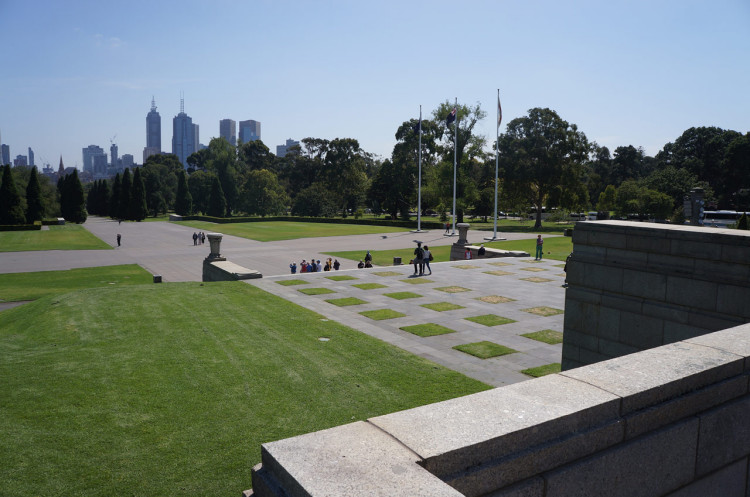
178 215 447 230
0 224 42 231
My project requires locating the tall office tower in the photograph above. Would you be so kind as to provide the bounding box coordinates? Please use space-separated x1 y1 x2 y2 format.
193 123 200 153
28 147 35 166
82 145 106 173
93 154 108 178
121 154 134 168
276 138 300 157
220 119 237 146
1 144 9 166
172 97 197 168
110 143 118 167
146 97 161 150
239 120 261 143
14 155 28 167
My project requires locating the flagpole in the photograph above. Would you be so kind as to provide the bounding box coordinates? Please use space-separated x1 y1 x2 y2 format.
452 97 457 235
417 105 422 232
485 89 506 242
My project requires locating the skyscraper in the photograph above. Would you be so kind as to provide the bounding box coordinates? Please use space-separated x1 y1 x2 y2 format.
1 144 10 166
172 97 197 168
220 119 236 146
110 143 118 167
144 97 161 162
239 120 261 144
28 147 35 166
82 145 106 173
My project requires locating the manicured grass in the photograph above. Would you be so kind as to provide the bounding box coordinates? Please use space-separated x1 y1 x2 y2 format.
384 291 422 300
519 267 547 272
276 279 308 286
484 270 513 276
521 363 562 377
476 295 516 304
520 277 554 283
325 297 368 307
435 286 471 293
400 278 433 284
175 220 409 242
0 264 154 302
327 236 573 265
420 302 466 312
465 314 516 326
400 323 456 337
359 309 406 320
522 306 564 317
521 329 564 344
372 271 401 277
453 341 518 359
325 275 358 281
352 283 387 290
0 282 489 496
297 287 336 295
0 224 112 252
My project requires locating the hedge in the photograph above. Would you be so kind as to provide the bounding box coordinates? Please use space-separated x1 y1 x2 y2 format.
176 215 446 230
0 224 42 231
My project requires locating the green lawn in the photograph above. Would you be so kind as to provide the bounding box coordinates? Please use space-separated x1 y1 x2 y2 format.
453 341 518 359
0 264 153 302
521 363 562 377
327 236 573 264
0 224 112 252
0 282 489 496
174 220 409 242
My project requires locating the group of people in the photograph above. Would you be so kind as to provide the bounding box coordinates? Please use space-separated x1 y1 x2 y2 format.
412 242 432 275
192 232 206 245
357 250 373 269
290 258 340 274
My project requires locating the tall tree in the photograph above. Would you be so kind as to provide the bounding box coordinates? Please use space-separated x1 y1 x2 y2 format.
240 169 289 216
174 170 193 215
500 108 590 228
129 167 148 221
203 138 238 215
239 139 276 173
60 170 87 223
188 170 214 215
25 166 45 223
0 164 26 224
207 175 227 217
119 168 132 220
109 173 121 219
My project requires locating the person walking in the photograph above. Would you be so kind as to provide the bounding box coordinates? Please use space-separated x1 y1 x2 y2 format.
116 233 122 247
193 232 198 245
535 234 544 260
201 232 206 244
422 245 432 275
444 222 450 235
413 242 425 275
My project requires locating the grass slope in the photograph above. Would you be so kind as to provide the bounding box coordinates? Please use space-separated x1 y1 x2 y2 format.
0 224 112 252
0 264 153 302
0 282 489 496
174 220 409 242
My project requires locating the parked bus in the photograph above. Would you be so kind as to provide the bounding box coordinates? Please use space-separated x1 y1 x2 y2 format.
702 210 749 227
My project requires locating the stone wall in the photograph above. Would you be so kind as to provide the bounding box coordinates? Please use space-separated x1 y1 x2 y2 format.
246 323 750 496
562 221 750 370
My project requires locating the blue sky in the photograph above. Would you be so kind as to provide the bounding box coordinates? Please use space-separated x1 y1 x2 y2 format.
1 0 749 170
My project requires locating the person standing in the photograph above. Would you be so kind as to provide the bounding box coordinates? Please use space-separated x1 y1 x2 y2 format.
364 251 372 264
290 262 297 274
333 259 340 270
193 232 198 245
422 245 432 275
413 242 425 275
464 248 471 260
116 233 122 247
201 232 206 244
444 222 450 235
477 244 486 257
535 234 544 260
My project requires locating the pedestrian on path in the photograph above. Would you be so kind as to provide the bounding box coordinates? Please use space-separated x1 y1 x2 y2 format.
413 242 425 275
535 235 544 260
193 232 198 245
422 245 432 275
117 233 121 247
444 222 450 235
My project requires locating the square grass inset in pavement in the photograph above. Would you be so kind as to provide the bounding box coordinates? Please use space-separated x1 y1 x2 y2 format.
0 282 489 496
454 341 518 359
400 323 457 337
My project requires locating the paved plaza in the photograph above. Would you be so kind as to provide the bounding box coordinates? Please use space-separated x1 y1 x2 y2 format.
0 218 566 386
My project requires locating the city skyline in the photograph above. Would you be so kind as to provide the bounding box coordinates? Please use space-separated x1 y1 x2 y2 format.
1 1 748 170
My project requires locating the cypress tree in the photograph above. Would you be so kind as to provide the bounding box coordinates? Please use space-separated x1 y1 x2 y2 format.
98 180 110 216
207 175 226 217
119 168 132 220
109 173 121 219
0 165 26 224
66 170 87 223
129 167 148 221
175 170 193 215
86 180 98 215
25 166 45 223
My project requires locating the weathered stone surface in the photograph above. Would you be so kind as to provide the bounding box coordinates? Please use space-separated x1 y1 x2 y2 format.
259 421 461 497
664 459 748 497
370 375 620 477
696 396 750 476
483 477 544 497
561 341 744 415
544 418 699 497
686 323 750 371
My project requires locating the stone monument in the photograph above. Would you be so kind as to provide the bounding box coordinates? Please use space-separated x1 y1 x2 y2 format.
202 233 262 282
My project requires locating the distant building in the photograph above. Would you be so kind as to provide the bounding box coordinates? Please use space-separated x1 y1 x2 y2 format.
82 145 106 173
143 146 160 163
146 97 161 150
220 119 236 146
93 154 108 178
239 120 261 144
28 147 35 166
172 97 197 168
1 144 9 166
110 143 118 168
121 154 134 168
14 155 28 167
276 138 300 157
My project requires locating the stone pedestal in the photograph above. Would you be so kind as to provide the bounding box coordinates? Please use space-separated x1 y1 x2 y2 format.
202 233 262 281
